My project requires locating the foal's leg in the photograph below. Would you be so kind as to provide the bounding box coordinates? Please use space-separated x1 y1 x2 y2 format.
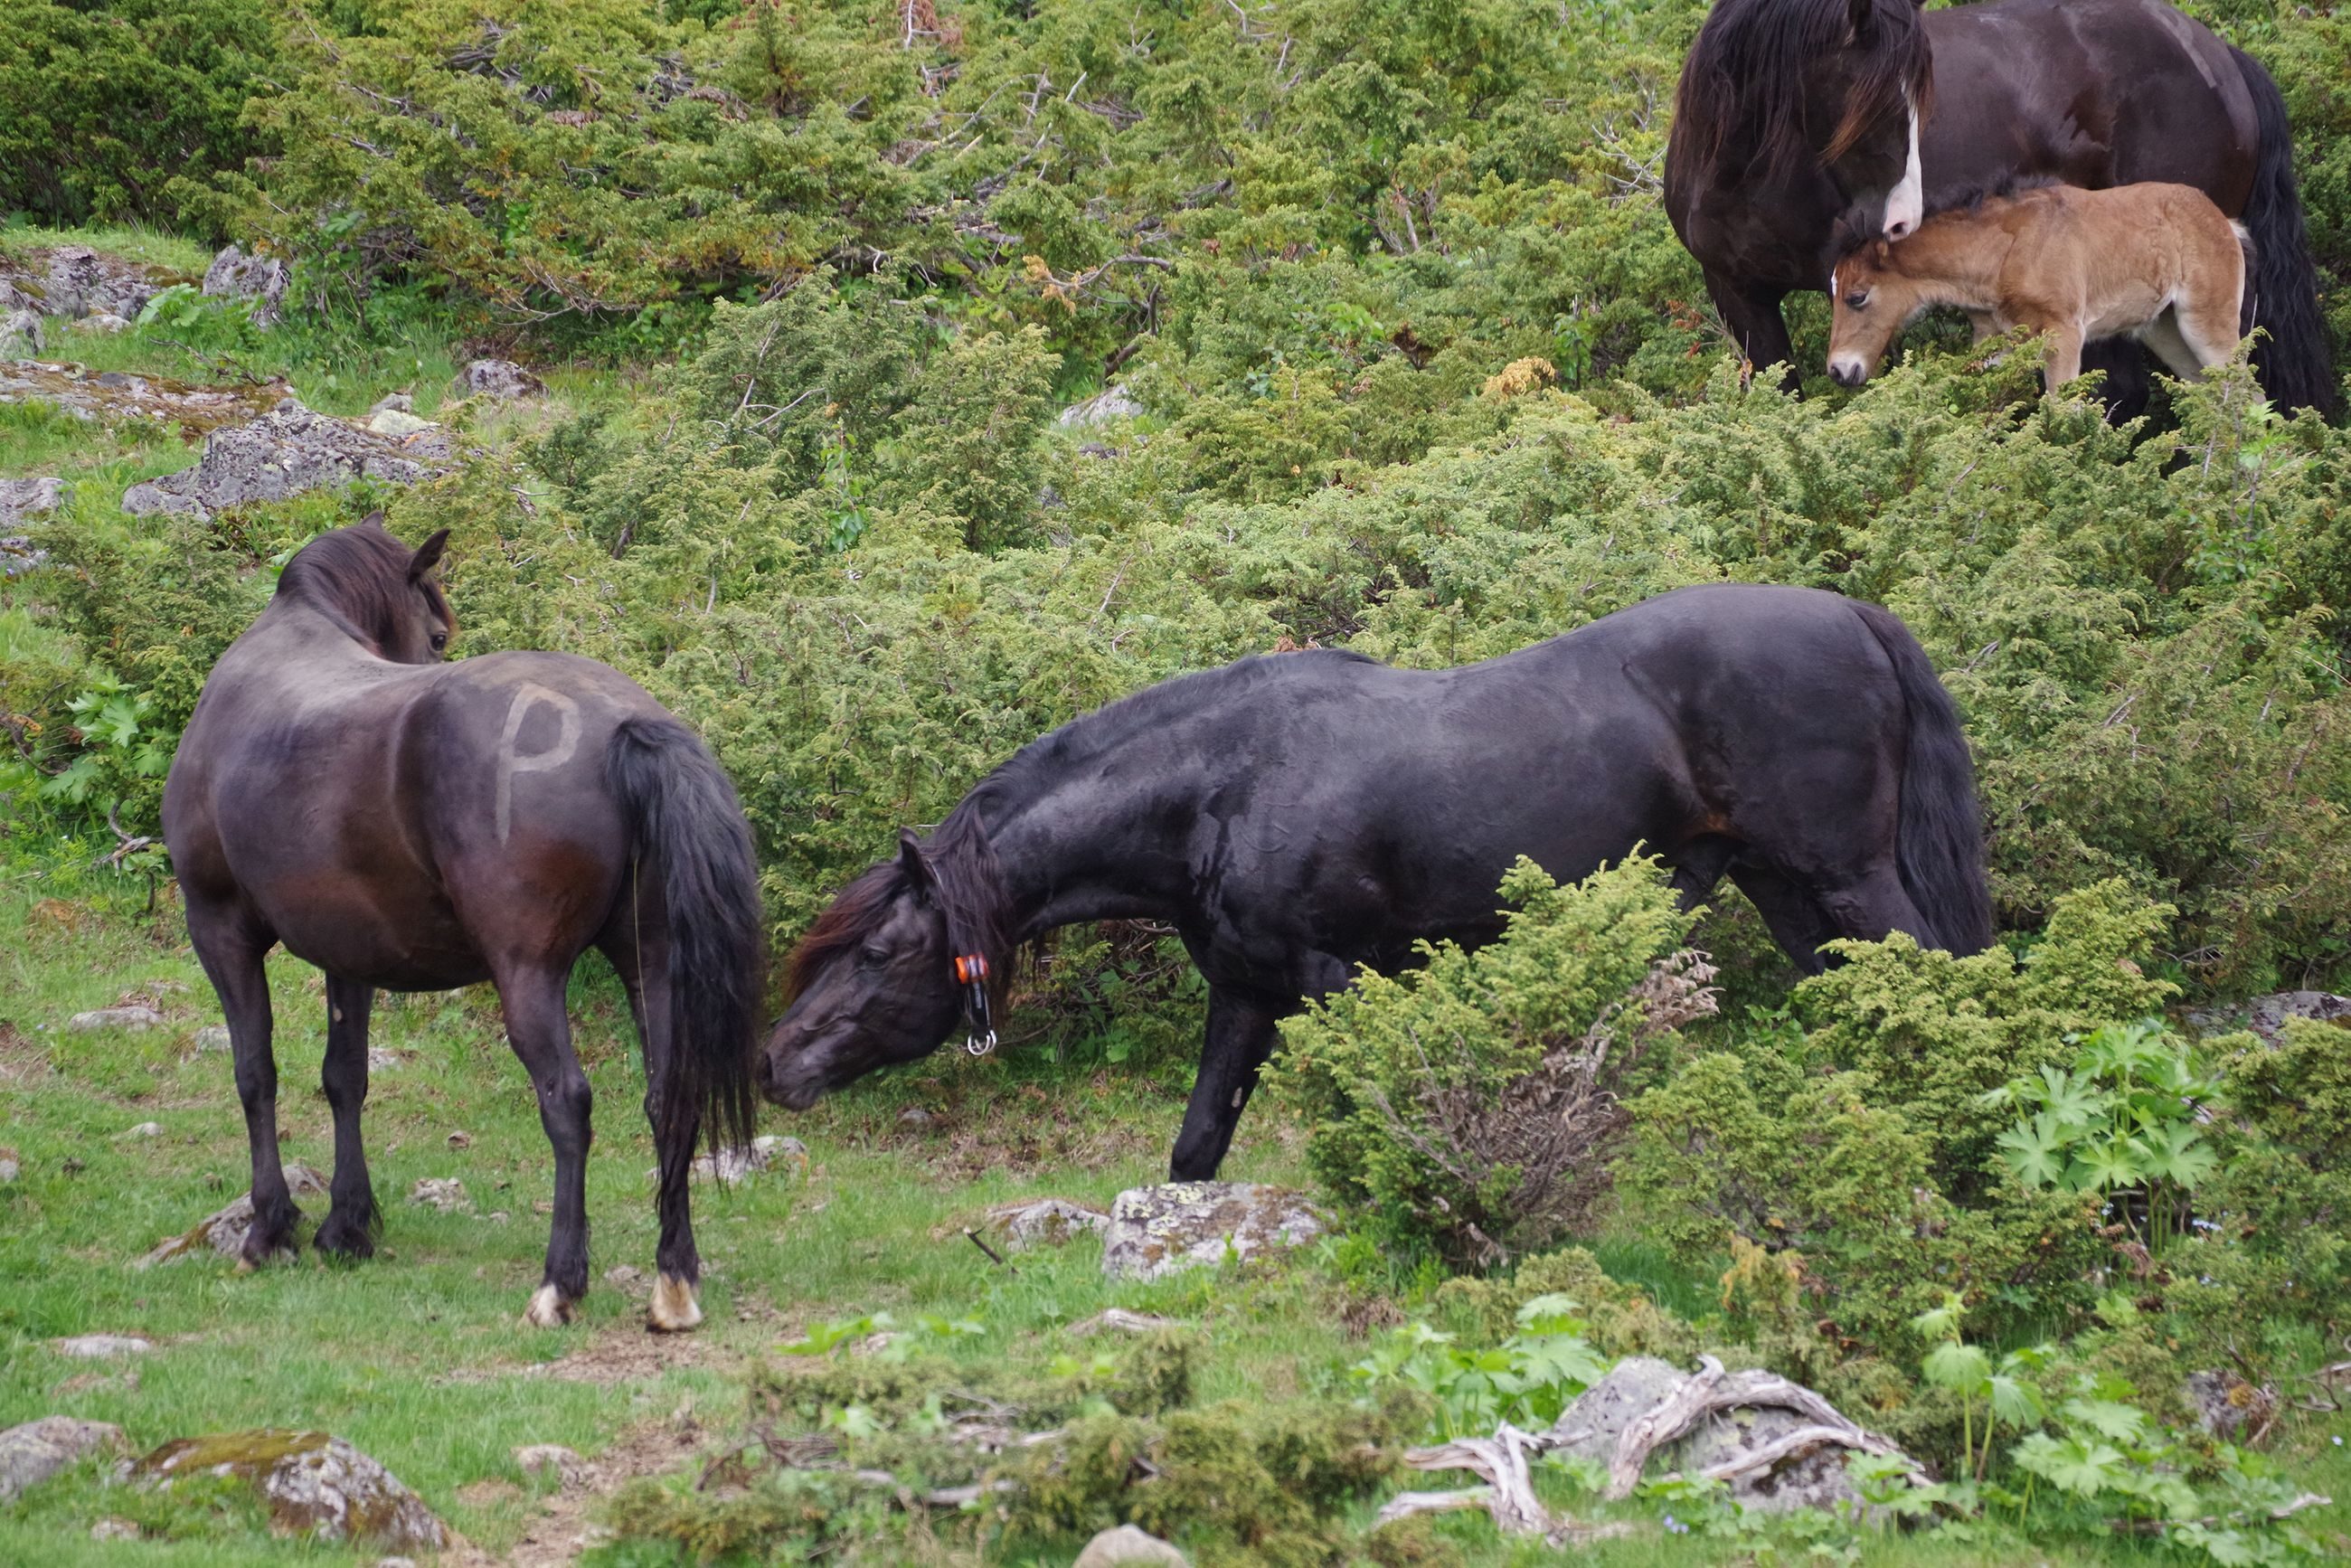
604 931 704 1333
2038 322 2086 392
187 906 298 1263
1170 987 1285 1182
498 965 594 1327
314 978 381 1260
2139 311 2208 383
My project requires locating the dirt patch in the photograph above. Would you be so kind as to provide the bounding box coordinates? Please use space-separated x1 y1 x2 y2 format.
541 1326 733 1387
443 1417 711 1568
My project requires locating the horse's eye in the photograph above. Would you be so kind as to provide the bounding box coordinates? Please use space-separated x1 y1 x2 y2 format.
430 631 448 651
1846 291 1869 310
860 944 892 966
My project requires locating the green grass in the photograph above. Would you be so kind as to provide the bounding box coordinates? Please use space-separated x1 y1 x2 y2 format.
0 219 213 278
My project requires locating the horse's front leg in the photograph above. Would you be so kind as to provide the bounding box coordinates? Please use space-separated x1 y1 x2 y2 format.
497 966 592 1327
314 977 380 1259
188 904 298 1264
1704 265 1799 391
1169 986 1288 1182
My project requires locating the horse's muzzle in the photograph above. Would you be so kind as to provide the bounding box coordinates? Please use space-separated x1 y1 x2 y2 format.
1827 356 1871 389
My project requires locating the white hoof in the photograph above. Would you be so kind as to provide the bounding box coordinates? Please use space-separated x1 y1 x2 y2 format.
523 1283 576 1327
647 1273 702 1333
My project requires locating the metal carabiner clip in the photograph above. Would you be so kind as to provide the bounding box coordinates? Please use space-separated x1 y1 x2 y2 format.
965 1028 997 1057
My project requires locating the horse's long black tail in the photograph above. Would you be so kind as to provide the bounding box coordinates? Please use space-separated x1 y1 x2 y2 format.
607 718 764 1169
2229 45 2339 420
1852 603 1996 956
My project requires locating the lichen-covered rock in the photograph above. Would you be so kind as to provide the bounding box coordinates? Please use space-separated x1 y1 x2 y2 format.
0 1417 127 1503
1055 383 1143 429
2186 990 2351 1044
989 1196 1110 1248
461 358 545 401
1100 1181 1325 1280
653 1133 807 1184
2184 1370 2276 1440
53 1335 153 1359
122 398 458 519
192 1025 232 1054
0 477 65 523
407 1177 468 1213
137 1430 447 1552
1073 1524 1191 1566
513 1443 591 1489
202 244 288 327
137 1164 330 1267
67 1006 165 1033
43 247 159 321
2 307 42 357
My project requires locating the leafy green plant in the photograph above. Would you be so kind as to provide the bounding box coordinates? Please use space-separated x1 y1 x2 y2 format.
1349 1293 1610 1439
1911 1291 2050 1482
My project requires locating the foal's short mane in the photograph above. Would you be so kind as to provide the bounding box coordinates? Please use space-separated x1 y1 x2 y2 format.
1676 0 1932 186
1827 175 2063 269
277 524 449 651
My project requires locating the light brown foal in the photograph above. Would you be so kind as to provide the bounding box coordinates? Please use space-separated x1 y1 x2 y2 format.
1827 182 2250 392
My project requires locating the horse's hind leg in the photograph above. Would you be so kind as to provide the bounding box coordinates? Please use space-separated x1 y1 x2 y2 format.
498 965 593 1327
314 978 381 1260
187 904 297 1263
604 931 704 1333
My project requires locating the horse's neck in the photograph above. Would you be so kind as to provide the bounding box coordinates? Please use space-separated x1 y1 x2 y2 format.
1892 226 2009 311
977 760 1199 939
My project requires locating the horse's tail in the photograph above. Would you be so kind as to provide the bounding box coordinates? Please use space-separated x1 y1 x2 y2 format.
607 717 764 1173
2228 45 2339 420
1851 602 1996 956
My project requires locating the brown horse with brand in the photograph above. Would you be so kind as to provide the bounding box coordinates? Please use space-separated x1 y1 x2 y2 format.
1827 182 2252 392
163 517 762 1331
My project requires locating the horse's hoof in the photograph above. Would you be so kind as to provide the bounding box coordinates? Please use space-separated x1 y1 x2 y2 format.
523 1284 577 1327
647 1273 702 1334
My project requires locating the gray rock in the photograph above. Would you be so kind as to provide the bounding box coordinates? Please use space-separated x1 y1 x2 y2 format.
0 1417 127 1503
1067 1308 1184 1336
988 1196 1110 1248
201 245 288 328
1073 1524 1191 1567
122 398 457 520
1 534 44 577
2186 990 2351 1045
366 407 437 439
2184 1370 2273 1439
656 1133 807 1185
366 1046 401 1072
461 358 545 401
1546 1355 1690 1460
67 1006 165 1034
137 1163 330 1268
137 1430 447 1551
369 392 413 415
0 477 66 524
0 1152 18 1184
75 312 131 335
192 1025 232 1054
1100 1181 1326 1280
407 1177 469 1213
512 1443 590 1489
1055 383 1144 429
45 247 156 322
90 1517 140 1541
53 1335 154 1359
127 1121 163 1138
2 307 42 356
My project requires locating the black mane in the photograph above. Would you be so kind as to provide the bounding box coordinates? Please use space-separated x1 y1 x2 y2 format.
1676 0 1931 186
277 522 448 651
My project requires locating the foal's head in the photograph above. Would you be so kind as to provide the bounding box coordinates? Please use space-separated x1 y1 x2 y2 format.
760 821 1010 1111
1825 232 1929 387
276 515 456 663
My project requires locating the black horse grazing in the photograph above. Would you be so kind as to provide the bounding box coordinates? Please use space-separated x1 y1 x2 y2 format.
761 584 1993 1180
1666 0 2337 419
163 518 762 1331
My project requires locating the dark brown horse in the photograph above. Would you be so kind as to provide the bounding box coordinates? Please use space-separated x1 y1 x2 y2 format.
162 518 762 1331
760 584 1992 1181
1665 0 2337 419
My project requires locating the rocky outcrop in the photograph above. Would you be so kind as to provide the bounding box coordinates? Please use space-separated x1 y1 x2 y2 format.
460 358 545 401
2186 990 2351 1045
1100 1182 1325 1280
0 477 66 523
202 244 288 327
137 1430 447 1552
0 1417 127 1503
122 398 458 520
1 307 42 357
137 1163 330 1267
988 1196 1109 1248
1056 383 1143 429
42 247 160 321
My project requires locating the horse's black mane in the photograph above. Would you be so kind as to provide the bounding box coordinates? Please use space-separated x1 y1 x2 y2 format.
1676 0 1931 185
277 521 448 650
784 648 1378 1004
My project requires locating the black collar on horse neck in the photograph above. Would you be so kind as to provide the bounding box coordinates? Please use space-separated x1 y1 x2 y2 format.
953 951 996 1055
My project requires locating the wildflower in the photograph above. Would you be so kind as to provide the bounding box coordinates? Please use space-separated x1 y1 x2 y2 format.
1663 1514 1691 1535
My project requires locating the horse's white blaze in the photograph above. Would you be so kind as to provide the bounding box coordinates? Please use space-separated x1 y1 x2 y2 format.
523 1282 574 1327
648 1273 703 1333
1884 97 1923 239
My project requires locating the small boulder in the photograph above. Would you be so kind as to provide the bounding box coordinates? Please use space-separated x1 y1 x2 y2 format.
127 1121 163 1138
67 1006 165 1034
137 1430 446 1552
2187 990 2351 1045
657 1133 806 1184
1055 383 1144 430
461 358 545 401
1100 1182 1326 1281
1073 1524 1191 1567
988 1196 1110 1249
0 306 42 356
192 1025 232 1055
90 1517 140 1541
0 477 67 524
137 1163 330 1267
122 397 457 521
408 1177 469 1213
45 247 156 321
2185 1370 2275 1440
201 244 288 327
53 1335 153 1360
0 1150 18 1184
74 312 131 335
0 1418 127 1503
512 1443 591 1490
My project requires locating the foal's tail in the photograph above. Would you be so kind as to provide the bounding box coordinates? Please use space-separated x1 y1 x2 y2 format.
2229 45 2339 420
1852 603 1996 956
607 719 764 1171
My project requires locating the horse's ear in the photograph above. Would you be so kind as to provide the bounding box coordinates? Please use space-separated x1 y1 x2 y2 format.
896 828 937 892
1847 0 1876 43
359 510 388 531
1873 239 1891 264
407 528 450 584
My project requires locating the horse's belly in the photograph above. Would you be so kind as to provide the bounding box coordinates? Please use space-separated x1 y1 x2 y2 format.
263 870 488 991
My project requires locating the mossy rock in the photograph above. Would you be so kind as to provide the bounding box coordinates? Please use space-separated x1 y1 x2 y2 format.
135 1428 447 1551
